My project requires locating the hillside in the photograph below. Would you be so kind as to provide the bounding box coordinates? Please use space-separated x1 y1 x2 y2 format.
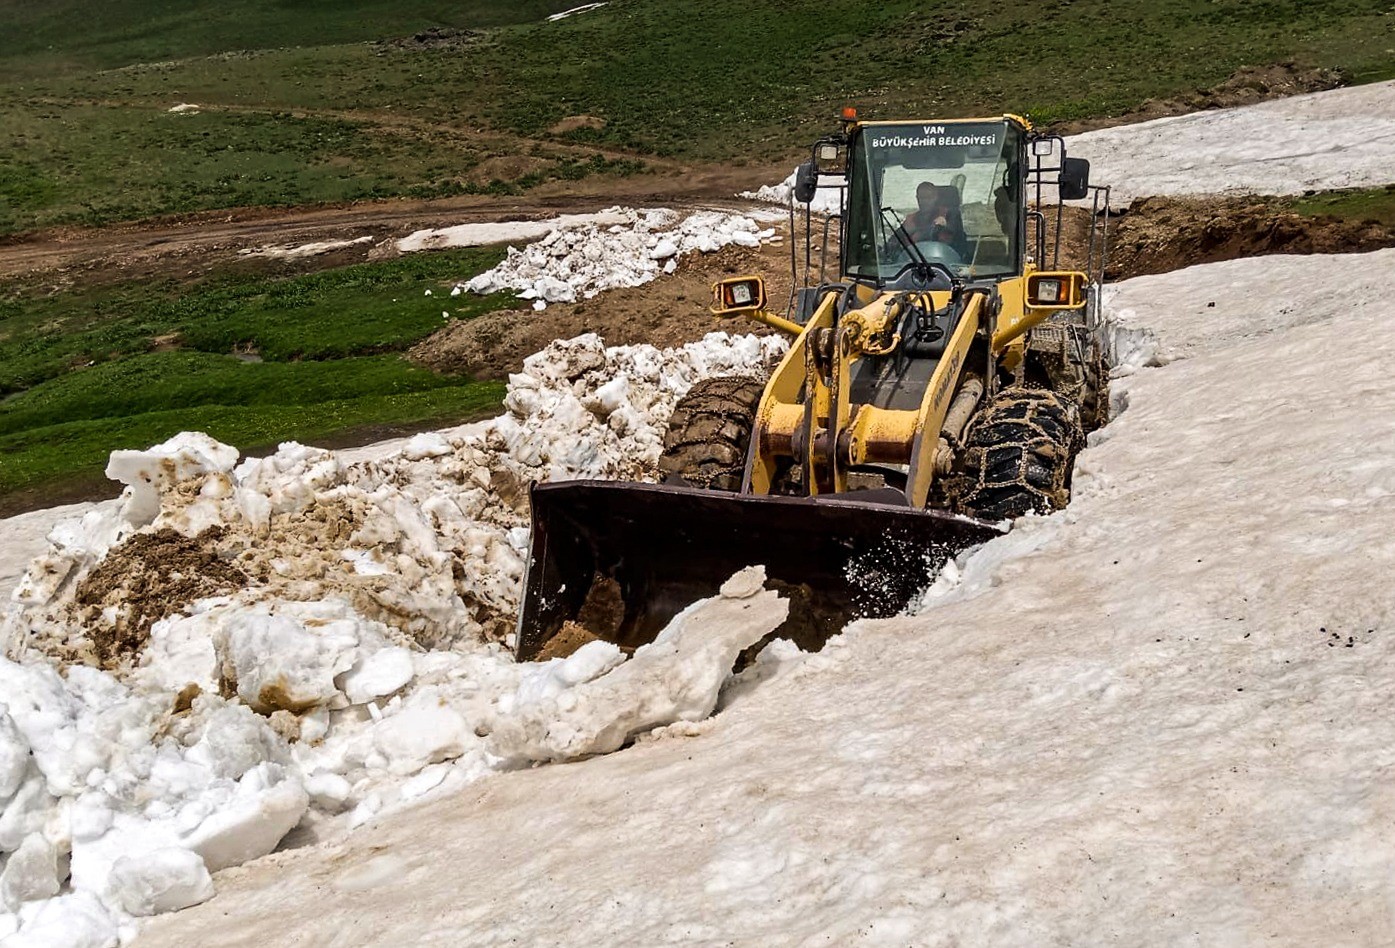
2 0 1394 232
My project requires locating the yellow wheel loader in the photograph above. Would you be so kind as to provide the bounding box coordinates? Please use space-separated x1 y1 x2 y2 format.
516 111 1112 660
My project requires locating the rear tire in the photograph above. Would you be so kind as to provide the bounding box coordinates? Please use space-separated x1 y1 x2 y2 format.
659 376 765 491
948 387 1084 521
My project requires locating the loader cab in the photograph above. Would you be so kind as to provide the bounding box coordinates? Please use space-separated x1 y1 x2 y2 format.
843 118 1026 291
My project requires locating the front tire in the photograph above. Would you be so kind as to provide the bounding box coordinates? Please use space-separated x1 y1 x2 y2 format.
658 376 765 491
948 387 1084 521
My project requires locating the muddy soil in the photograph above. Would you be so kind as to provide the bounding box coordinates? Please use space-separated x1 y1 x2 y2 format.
1051 62 1348 136
72 526 247 668
409 236 802 379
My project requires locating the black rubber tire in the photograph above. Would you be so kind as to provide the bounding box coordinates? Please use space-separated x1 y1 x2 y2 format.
950 387 1084 521
659 376 765 491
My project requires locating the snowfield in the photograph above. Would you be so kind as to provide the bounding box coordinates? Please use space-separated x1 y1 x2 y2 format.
1067 79 1395 202
743 80 1395 209
134 246 1395 946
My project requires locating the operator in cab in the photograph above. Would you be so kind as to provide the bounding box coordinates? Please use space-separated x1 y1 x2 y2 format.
896 182 968 259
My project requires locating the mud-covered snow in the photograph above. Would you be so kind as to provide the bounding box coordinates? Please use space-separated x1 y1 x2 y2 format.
0 333 786 945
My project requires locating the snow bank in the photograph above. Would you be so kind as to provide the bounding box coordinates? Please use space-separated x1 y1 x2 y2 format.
1067 79 1395 202
0 331 787 943
457 207 777 309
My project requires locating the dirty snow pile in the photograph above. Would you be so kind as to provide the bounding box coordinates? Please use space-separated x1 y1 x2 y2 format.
0 331 785 946
457 207 777 310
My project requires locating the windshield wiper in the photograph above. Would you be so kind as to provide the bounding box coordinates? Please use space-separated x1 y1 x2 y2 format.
880 205 931 272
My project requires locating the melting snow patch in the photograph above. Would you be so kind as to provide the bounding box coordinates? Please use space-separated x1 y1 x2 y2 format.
547 2 607 21
166 104 200 115
237 236 374 260
397 212 628 254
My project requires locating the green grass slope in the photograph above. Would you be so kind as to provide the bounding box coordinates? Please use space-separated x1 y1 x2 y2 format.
0 248 512 498
0 0 583 77
3 0 1393 233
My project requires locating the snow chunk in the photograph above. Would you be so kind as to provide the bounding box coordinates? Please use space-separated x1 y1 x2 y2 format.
183 764 308 872
3 891 117 947
371 703 473 777
337 647 415 705
106 432 240 528
108 848 214 916
487 569 788 763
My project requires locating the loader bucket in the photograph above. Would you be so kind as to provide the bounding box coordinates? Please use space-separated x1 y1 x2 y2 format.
515 480 1003 662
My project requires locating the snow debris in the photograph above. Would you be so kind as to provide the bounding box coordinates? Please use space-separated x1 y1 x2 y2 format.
456 207 777 309
741 169 845 217
487 567 788 764
165 104 200 115
0 331 786 942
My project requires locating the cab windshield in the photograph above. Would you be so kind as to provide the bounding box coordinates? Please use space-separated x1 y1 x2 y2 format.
844 121 1021 283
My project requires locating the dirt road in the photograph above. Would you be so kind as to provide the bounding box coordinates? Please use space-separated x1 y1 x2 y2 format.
0 163 788 287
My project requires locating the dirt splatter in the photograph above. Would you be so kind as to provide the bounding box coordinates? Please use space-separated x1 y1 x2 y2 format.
550 115 608 135
535 621 602 661
73 527 248 668
1051 62 1348 136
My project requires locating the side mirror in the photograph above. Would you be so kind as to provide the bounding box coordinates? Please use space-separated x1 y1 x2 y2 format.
1059 156 1091 200
793 161 818 204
